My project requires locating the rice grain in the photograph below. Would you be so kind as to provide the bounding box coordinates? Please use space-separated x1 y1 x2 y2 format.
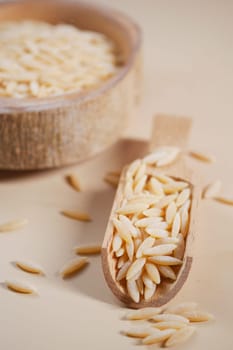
60 257 89 278
136 237 155 258
176 189 191 207
214 196 233 206
123 326 153 338
125 307 163 320
148 256 183 266
165 201 177 225
6 280 37 294
164 326 196 347
0 219 28 233
112 234 122 252
61 211 91 222
144 283 156 300
145 263 161 284
116 261 131 281
180 310 214 322
171 212 181 237
142 329 176 345
158 265 176 280
126 258 146 280
152 321 188 330
189 150 216 163
144 244 177 257
65 174 81 192
165 302 198 314
151 313 189 323
74 245 101 255
127 279 140 303
15 261 45 275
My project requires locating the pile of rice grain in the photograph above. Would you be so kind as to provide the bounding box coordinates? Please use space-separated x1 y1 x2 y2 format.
0 20 120 98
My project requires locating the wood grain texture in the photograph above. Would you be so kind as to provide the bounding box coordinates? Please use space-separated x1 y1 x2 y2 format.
0 0 142 170
102 115 201 308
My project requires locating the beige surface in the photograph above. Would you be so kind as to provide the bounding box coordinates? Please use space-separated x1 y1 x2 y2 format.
0 0 233 349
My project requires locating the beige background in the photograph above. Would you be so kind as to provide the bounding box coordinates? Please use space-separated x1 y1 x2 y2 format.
0 0 233 349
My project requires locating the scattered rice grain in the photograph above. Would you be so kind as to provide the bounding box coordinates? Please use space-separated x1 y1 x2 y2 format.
15 261 45 275
60 257 89 278
6 280 37 294
61 210 91 222
0 219 28 233
65 174 81 192
189 150 216 163
214 196 233 206
74 245 101 255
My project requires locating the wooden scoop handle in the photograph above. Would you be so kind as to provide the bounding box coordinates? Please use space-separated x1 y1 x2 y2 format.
150 114 192 151
148 115 193 182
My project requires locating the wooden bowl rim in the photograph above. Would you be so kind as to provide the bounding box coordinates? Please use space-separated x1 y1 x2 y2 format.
0 0 142 113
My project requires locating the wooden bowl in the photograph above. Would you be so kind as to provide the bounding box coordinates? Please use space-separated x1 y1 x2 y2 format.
0 0 141 170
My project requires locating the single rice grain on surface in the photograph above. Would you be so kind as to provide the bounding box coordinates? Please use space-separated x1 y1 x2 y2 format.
61 210 91 222
74 245 101 255
188 150 216 163
65 174 81 192
0 219 28 233
214 196 233 206
15 261 45 275
60 257 89 278
6 280 37 294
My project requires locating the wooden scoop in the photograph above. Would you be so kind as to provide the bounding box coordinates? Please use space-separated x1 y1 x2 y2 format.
101 115 201 309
